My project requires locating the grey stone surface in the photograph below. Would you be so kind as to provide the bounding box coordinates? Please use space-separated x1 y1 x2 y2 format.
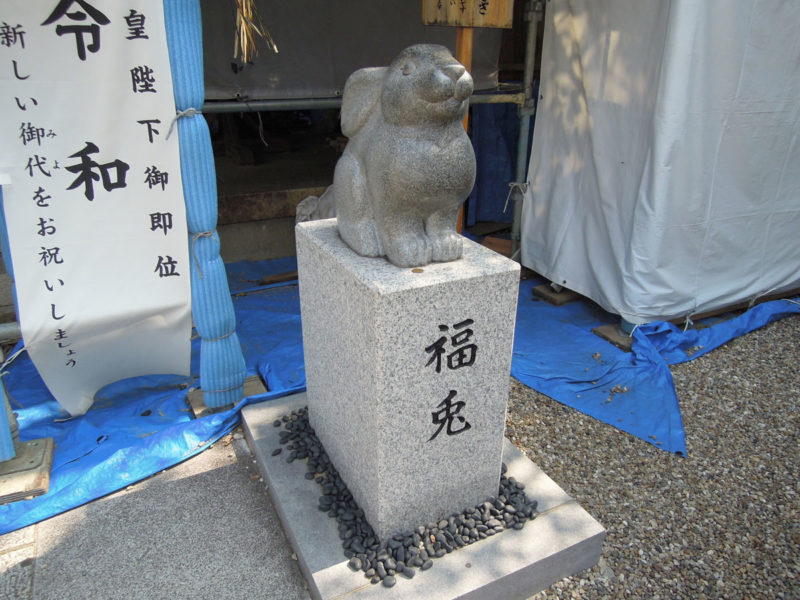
319 44 475 267
515 314 800 599
0 521 35 552
296 219 520 541
0 498 36 600
0 547 34 600
0 436 309 600
241 394 606 600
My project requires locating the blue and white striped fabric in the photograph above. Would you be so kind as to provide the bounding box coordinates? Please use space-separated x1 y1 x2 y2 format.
163 0 246 408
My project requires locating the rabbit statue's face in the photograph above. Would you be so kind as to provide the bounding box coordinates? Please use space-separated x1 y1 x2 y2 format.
381 44 473 127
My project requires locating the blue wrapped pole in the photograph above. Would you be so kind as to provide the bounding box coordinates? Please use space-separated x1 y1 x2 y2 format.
163 0 246 407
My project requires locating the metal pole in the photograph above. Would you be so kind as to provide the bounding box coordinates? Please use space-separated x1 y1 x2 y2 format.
201 92 525 114
202 97 343 113
510 0 543 259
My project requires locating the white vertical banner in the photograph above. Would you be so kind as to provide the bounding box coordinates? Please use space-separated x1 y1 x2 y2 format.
0 1 191 415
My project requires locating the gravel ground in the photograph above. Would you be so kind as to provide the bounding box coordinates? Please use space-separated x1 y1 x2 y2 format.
506 312 800 600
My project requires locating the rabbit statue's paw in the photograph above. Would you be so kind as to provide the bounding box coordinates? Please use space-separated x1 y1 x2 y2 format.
430 230 463 263
383 229 432 268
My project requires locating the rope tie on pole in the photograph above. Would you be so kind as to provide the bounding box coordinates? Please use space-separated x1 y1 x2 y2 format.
207 329 235 342
503 181 529 214
190 231 215 278
166 107 201 140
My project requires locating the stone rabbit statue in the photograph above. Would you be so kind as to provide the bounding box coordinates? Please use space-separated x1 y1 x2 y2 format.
325 44 476 268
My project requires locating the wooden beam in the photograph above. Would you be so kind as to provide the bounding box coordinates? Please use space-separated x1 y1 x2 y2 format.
455 26 474 233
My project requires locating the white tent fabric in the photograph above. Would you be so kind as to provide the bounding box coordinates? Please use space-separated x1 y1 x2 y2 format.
520 0 800 324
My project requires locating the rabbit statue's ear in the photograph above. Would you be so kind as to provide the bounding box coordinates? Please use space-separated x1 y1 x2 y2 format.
340 67 385 137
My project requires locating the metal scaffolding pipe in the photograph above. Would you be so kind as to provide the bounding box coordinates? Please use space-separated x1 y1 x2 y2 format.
202 97 343 113
511 1 543 258
201 91 525 114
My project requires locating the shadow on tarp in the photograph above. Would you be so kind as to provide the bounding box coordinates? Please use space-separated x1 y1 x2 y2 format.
511 279 800 456
0 272 304 535
2 258 797 533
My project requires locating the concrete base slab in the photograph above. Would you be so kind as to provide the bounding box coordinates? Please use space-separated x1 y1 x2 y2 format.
242 393 605 600
9 434 310 600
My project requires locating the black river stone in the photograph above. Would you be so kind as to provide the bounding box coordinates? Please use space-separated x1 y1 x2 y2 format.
273 407 539 588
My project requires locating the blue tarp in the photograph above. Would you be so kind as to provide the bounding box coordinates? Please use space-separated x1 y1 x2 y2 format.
2 259 797 533
511 279 800 455
512 279 685 453
0 262 303 535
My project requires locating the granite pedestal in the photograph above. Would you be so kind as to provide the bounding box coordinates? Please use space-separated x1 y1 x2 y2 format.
296 219 520 541
242 394 606 600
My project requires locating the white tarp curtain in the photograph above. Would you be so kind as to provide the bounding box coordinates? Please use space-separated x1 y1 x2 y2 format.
520 0 800 324
200 0 502 100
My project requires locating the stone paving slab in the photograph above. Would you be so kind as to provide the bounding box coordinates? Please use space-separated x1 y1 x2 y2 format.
0 435 310 600
242 393 606 600
0 546 35 600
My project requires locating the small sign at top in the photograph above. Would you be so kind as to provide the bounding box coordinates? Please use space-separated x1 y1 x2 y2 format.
422 0 514 29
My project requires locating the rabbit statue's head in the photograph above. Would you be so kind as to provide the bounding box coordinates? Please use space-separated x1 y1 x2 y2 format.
380 44 473 127
339 45 474 137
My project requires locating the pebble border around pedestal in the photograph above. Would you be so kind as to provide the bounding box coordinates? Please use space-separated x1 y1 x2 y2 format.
242 393 606 600
271 405 540 588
